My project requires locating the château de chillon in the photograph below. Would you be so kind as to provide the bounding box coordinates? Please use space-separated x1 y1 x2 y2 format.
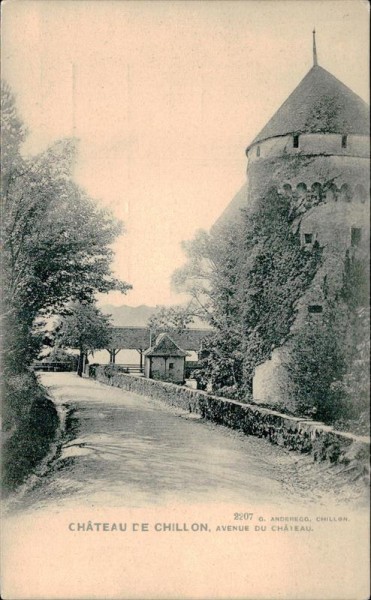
211 32 369 407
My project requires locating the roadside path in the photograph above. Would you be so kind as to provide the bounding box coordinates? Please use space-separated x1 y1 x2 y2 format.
7 372 368 513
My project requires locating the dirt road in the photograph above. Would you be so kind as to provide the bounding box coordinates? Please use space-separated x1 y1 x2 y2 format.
6 372 368 513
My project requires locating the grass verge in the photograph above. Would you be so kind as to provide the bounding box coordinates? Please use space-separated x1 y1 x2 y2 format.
2 373 60 495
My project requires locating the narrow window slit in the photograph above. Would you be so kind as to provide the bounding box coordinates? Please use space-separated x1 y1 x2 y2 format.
308 305 323 314
351 227 362 247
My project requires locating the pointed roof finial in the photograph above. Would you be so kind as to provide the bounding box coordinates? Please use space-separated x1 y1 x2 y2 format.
312 28 318 66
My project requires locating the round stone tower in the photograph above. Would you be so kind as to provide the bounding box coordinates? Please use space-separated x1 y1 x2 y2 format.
248 49 370 404
213 44 369 230
245 61 369 206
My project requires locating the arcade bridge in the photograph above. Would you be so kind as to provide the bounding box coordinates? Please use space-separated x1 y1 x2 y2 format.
104 326 212 371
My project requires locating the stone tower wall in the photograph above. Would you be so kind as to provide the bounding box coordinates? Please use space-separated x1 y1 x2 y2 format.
248 133 370 404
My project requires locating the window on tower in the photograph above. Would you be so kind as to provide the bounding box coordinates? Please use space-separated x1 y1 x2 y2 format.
351 227 362 247
308 304 323 314
293 134 299 148
256 146 261 157
342 135 348 148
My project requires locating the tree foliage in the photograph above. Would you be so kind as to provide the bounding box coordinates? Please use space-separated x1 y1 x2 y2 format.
175 188 323 398
173 231 214 309
175 184 368 427
1 80 131 374
285 306 349 422
2 139 130 317
1 80 27 177
238 189 322 388
285 252 370 427
55 301 112 376
147 305 195 337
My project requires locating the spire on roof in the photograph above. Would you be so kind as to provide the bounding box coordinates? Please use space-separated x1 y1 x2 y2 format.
313 28 318 66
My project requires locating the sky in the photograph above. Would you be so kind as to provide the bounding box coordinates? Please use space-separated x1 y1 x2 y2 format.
2 0 369 307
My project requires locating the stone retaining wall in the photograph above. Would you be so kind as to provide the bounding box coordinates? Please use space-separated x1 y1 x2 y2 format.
92 367 370 468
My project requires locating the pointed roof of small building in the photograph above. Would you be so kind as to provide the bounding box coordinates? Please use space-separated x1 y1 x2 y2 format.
144 333 188 357
247 65 369 150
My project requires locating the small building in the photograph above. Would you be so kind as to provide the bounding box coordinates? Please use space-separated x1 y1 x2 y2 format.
144 333 188 383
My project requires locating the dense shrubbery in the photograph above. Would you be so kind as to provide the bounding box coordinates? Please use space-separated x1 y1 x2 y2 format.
238 190 323 388
175 185 369 430
2 371 59 493
102 364 129 377
176 188 322 394
3 372 41 432
285 309 349 423
285 255 370 430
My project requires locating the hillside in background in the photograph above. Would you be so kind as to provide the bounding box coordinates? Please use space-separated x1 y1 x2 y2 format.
99 304 211 329
99 304 156 327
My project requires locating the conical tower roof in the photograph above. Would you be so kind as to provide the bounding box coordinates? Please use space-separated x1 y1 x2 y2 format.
247 65 369 150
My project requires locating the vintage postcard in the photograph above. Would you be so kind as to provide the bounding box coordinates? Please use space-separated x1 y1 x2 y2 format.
1 1 370 599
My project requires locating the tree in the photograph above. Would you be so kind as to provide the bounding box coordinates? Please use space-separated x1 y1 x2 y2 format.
2 139 131 317
1 80 131 374
172 228 228 323
55 301 112 376
1 80 27 182
172 223 242 377
147 305 195 338
339 252 370 423
339 307 370 425
171 223 245 393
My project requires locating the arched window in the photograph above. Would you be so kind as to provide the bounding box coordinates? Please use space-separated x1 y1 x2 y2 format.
282 183 292 198
325 183 338 202
311 182 322 202
296 182 307 198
